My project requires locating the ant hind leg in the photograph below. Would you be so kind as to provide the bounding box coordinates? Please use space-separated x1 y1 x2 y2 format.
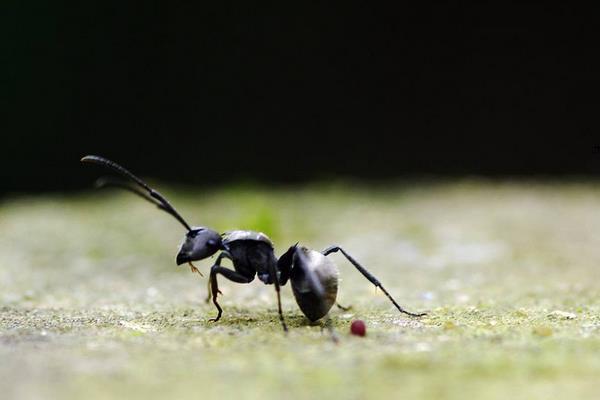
322 245 426 318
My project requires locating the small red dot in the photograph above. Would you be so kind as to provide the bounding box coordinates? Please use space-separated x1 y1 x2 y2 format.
350 320 366 337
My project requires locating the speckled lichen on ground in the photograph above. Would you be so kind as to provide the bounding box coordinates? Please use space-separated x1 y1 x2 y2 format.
1 181 600 399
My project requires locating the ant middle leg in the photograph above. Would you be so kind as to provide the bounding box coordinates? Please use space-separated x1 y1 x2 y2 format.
266 259 288 332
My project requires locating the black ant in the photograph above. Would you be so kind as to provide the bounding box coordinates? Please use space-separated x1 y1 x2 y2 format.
81 155 426 332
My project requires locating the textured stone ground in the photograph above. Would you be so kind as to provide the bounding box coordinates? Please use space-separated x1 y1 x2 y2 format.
1 180 600 399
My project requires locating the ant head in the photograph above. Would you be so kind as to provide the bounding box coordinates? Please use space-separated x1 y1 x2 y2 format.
176 227 223 265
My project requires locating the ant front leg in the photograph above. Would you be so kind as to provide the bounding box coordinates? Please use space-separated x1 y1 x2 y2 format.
205 252 232 303
208 252 253 322
322 245 427 318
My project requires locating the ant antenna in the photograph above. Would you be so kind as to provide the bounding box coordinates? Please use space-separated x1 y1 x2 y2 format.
81 155 192 231
94 176 169 213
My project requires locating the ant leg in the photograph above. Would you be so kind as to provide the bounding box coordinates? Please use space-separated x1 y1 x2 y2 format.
208 253 253 322
205 252 232 303
320 315 339 343
205 279 212 303
336 303 352 311
267 259 288 332
322 245 426 317
208 268 223 322
208 266 253 322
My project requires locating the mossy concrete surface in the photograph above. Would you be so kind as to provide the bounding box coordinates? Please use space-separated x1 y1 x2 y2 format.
1 181 600 399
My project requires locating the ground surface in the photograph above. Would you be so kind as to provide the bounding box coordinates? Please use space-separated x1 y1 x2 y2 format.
2 180 600 399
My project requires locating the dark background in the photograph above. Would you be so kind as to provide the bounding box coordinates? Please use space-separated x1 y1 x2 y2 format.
2 2 598 195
